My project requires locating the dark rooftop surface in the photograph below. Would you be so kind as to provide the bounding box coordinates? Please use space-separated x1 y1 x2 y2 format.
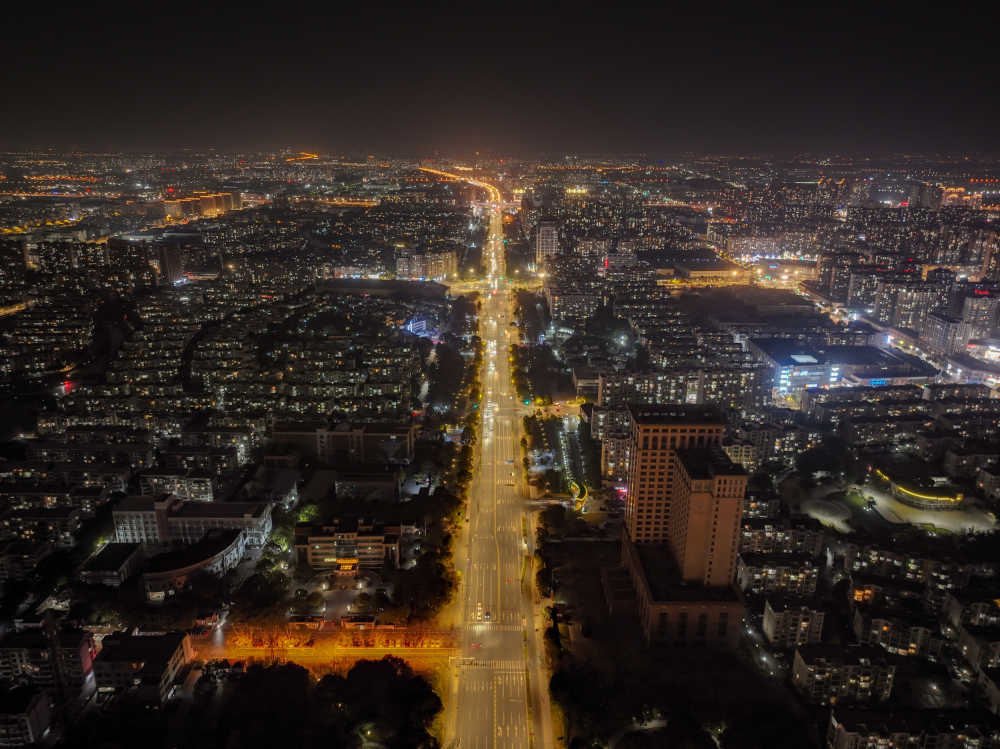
796 644 890 665
830 707 1000 734
675 447 745 479
96 632 187 669
144 529 242 573
83 542 141 572
635 543 740 603
627 403 724 426
752 340 937 376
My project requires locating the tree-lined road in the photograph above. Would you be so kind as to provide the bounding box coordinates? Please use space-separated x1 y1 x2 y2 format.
433 168 554 749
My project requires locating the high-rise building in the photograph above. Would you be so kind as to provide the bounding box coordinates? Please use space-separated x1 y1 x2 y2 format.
396 250 457 280
618 405 746 646
816 251 862 302
669 448 746 587
980 232 1000 283
624 404 727 544
535 220 558 267
158 245 184 285
874 280 945 332
960 290 1000 340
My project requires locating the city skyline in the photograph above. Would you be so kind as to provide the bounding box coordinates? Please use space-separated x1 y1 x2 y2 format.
2 10 1000 744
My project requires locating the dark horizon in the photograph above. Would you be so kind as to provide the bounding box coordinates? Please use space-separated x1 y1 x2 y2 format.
4 8 998 156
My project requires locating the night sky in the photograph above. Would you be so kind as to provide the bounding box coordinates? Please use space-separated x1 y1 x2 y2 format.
3 8 997 156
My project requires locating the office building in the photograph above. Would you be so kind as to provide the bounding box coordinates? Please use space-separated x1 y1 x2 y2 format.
293 518 400 573
112 495 272 547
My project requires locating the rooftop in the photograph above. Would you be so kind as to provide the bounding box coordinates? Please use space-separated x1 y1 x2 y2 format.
96 632 188 679
675 447 745 479
144 529 243 573
796 644 890 665
635 543 740 603
627 403 724 426
82 542 141 572
830 708 1000 735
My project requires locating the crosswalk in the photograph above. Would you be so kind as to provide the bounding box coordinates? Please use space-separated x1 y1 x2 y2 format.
464 624 524 633
463 613 525 626
463 658 525 672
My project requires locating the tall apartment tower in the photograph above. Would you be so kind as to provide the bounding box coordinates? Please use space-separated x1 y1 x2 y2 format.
620 404 746 646
624 404 727 544
671 448 746 587
535 220 558 267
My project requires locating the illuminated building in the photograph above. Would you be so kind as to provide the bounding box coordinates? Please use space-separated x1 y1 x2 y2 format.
142 529 247 601
535 219 558 266
871 468 963 510
816 251 863 302
736 553 819 596
921 311 969 356
112 495 273 547
618 405 745 646
161 192 240 220
0 628 96 692
791 645 895 705
748 339 936 394
873 279 945 332
960 290 1000 340
293 518 399 573
395 250 457 280
669 448 746 588
762 598 826 649
624 405 727 544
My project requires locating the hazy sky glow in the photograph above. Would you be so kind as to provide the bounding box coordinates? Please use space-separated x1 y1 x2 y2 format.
4 8 997 155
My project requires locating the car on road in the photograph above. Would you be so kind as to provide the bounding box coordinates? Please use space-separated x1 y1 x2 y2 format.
484 611 491 621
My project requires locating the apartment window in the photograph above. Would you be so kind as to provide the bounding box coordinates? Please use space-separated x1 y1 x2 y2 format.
658 612 669 636
677 612 688 639
718 612 729 638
